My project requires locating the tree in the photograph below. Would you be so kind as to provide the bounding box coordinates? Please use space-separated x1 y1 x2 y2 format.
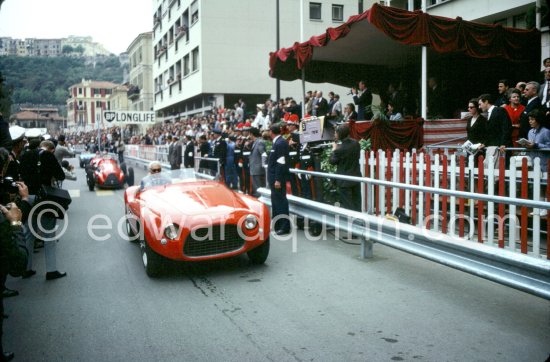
62 45 74 54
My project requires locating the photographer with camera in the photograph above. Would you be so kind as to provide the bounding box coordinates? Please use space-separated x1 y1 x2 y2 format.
0 147 28 362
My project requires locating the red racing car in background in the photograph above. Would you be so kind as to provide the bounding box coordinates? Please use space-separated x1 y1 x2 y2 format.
124 169 270 277
86 154 134 191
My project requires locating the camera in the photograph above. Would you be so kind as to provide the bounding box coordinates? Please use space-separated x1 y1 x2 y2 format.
0 176 19 194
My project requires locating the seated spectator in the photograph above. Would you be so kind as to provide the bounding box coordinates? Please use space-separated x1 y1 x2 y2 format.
525 109 550 173
386 101 404 121
343 103 358 122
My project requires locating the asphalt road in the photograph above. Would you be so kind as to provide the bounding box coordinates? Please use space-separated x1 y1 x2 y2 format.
3 158 550 362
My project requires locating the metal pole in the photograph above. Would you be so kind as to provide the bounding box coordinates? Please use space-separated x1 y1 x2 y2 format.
536 0 541 29
276 0 281 101
421 0 427 121
300 0 306 119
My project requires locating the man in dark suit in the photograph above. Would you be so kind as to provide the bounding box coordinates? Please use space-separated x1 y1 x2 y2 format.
329 124 362 212
478 94 512 168
211 129 227 176
169 136 182 170
197 135 211 173
267 123 290 235
351 80 373 120
312 91 328 117
183 135 195 169
519 82 542 138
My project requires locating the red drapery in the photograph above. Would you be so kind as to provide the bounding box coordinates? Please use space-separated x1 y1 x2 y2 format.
269 4 540 82
348 119 424 151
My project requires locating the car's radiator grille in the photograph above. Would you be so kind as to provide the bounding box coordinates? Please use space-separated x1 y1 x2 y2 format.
183 224 245 257
105 174 120 186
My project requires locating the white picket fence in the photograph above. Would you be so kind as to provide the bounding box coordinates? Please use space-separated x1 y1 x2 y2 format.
361 149 549 259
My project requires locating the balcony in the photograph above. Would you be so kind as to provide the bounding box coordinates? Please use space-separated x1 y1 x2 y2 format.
156 45 167 58
175 25 188 40
127 86 140 100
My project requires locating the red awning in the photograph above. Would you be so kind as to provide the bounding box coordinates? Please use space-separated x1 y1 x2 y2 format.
269 4 540 87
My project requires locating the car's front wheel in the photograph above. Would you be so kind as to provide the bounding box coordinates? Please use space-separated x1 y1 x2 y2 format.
247 238 270 265
87 170 95 191
126 167 135 186
125 206 139 242
140 239 164 278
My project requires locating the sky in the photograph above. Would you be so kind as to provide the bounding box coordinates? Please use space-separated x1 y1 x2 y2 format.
0 0 152 54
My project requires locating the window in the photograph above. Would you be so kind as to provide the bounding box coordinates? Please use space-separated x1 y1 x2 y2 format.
310 3 321 20
191 0 199 24
78 88 82 95
183 54 190 76
96 101 102 107
513 13 527 29
192 47 199 72
332 5 343 22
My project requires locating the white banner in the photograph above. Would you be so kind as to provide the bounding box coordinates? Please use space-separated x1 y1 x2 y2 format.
103 111 156 124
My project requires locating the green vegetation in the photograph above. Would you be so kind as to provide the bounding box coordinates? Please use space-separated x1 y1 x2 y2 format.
0 55 125 106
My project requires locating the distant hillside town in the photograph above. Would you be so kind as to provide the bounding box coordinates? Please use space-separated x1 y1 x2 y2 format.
0 35 113 57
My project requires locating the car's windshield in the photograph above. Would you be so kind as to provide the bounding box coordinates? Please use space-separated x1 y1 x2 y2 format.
139 169 212 190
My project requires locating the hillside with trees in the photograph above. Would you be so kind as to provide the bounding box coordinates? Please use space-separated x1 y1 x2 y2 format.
0 55 126 112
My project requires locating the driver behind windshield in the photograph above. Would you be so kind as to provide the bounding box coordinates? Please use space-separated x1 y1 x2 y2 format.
140 161 171 190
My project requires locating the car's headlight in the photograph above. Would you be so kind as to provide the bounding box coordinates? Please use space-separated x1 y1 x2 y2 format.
244 215 258 230
164 224 180 240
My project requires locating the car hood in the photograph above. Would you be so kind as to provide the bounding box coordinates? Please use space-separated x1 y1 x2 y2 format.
140 181 248 217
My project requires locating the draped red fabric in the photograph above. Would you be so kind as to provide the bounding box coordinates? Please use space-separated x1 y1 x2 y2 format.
348 119 424 151
269 3 540 79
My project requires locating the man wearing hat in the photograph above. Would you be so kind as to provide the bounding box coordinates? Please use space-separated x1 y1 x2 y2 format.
267 122 291 235
211 128 227 176
5 126 26 180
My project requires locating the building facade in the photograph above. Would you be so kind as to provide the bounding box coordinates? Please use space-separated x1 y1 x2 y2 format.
127 32 154 112
0 36 112 57
11 107 65 133
66 79 118 131
152 0 369 120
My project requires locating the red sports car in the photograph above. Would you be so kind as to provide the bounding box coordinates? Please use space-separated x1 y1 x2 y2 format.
124 169 271 277
86 154 134 190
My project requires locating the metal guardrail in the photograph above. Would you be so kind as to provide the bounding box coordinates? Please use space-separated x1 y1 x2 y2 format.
259 169 550 300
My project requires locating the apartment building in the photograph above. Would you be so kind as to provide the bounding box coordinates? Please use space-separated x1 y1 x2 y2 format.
127 32 154 112
66 79 118 130
152 0 368 120
0 36 111 57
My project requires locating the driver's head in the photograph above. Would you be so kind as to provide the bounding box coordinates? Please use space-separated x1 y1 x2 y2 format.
148 161 162 174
